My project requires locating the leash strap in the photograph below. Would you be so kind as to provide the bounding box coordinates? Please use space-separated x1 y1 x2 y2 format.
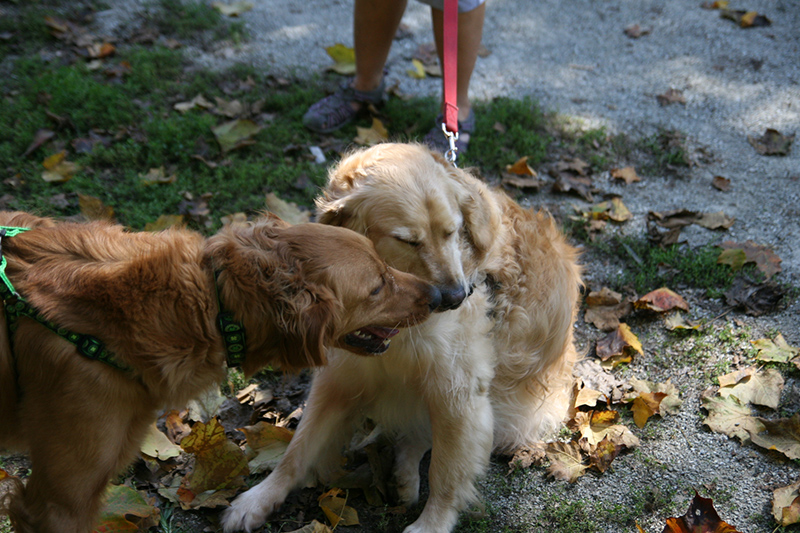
0 225 130 373
214 270 246 368
441 0 459 165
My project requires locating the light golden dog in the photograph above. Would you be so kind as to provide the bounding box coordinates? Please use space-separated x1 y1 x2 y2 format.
0 210 440 533
222 143 582 533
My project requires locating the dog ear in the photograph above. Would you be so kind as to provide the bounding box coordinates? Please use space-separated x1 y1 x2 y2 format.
271 285 337 371
430 152 500 258
315 151 371 227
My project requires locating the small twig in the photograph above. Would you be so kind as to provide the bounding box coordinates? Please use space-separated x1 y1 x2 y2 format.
677 425 693 450
709 306 735 323
620 241 644 266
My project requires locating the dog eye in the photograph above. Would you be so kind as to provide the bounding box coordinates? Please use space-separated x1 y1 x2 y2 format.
370 280 385 296
394 236 420 247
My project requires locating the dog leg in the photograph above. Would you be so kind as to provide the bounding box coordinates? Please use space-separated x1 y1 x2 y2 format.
394 434 430 507
402 390 493 533
222 371 359 533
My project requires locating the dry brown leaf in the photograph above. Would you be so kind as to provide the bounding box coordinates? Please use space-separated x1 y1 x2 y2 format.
545 441 587 483
584 287 633 331
753 334 799 363
702 392 763 443
695 211 735 230
139 166 177 185
318 488 359 527
623 24 650 38
506 156 536 176
265 193 310 225
23 129 55 157
656 88 686 106
78 193 114 221
662 492 742 532
631 392 668 428
628 378 682 415
718 367 783 409
719 240 782 280
174 94 215 113
587 435 622 473
773 481 800 527
635 287 690 313
41 151 80 183
596 324 643 368
712 175 731 191
610 166 640 184
747 128 793 155
507 443 546 471
749 415 800 460
664 312 700 331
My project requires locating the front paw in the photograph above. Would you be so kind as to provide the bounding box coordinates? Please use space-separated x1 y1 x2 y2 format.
221 488 280 533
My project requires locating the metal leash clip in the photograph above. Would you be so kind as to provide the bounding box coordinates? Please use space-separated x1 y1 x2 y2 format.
441 122 459 167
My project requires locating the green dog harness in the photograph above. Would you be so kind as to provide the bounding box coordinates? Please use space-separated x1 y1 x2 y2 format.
0 226 247 373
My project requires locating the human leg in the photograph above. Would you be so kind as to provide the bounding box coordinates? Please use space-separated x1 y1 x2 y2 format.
303 0 408 132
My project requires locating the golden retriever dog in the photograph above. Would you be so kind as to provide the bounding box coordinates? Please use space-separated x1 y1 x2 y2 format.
0 210 440 533
222 143 582 533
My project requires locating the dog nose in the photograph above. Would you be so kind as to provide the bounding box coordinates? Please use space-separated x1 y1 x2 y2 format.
438 284 467 311
427 285 443 312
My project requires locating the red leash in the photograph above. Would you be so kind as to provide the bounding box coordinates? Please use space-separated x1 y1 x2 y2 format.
442 0 459 164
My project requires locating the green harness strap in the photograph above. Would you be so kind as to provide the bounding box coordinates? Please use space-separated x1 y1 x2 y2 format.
1 226 131 373
0 226 246 373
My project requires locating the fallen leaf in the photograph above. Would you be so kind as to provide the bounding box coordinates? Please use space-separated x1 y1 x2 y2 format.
87 42 115 59
23 129 55 157
214 97 245 118
610 166 640 184
354 117 389 146
662 492 742 533
407 58 427 79
702 392 763 442
664 312 700 331
579 414 640 451
701 1 729 8
78 194 114 221
211 1 254 16
753 334 799 363
144 214 184 232
635 287 690 313
325 43 356 75
749 415 800 460
631 392 668 428
627 378 682 416
584 287 633 331
748 128 793 155
596 324 643 368
552 174 597 203
624 24 650 38
506 156 536 176
718 367 783 409
587 435 622 473
180 417 249 497
555 157 590 176
656 88 686 106
575 386 605 409
94 484 160 533
163 410 192 444
286 520 333 533
42 151 80 183
717 248 747 271
265 193 311 225
501 174 543 190
695 211 735 230
507 443 547 471
140 423 181 461
212 119 261 153
174 94 215 113
545 441 587 483
318 488 360 527
724 277 786 316
773 481 800 527
720 9 771 28
719 240 781 279
221 212 249 227
712 176 731 191
139 167 177 185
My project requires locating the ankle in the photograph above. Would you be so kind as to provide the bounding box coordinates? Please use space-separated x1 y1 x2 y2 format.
352 74 384 93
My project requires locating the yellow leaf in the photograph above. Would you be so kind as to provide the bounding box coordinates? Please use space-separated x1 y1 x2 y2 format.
212 119 262 153
631 392 667 428
354 117 389 146
325 43 356 75
144 215 184 232
78 194 114 221
139 167 177 185
41 151 80 183
180 417 249 494
211 1 254 16
407 58 426 79
140 422 181 461
610 166 640 184
319 489 359 527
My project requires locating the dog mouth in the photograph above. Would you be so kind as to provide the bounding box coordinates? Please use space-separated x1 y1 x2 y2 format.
342 326 400 355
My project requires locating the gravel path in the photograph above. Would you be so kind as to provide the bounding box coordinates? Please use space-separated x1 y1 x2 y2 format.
95 1 800 531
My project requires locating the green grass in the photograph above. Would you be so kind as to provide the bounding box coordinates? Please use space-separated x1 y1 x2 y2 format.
638 129 690 174
609 237 739 296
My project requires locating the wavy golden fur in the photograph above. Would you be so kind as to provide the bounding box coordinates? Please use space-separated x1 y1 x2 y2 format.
222 143 582 533
0 211 438 533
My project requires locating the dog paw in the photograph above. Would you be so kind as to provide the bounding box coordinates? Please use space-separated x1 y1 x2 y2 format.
221 489 277 533
395 478 420 507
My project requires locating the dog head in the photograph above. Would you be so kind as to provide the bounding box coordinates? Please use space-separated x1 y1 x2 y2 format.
316 143 502 311
206 215 440 373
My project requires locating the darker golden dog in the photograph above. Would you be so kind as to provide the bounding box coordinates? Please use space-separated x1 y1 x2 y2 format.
0 210 439 533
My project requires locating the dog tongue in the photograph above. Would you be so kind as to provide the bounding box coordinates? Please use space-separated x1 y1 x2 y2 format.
360 326 400 339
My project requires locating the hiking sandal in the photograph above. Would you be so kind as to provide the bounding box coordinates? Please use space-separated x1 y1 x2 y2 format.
423 109 475 155
302 80 386 133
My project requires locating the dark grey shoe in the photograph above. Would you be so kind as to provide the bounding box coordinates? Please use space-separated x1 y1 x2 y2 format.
423 110 475 155
303 80 386 133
